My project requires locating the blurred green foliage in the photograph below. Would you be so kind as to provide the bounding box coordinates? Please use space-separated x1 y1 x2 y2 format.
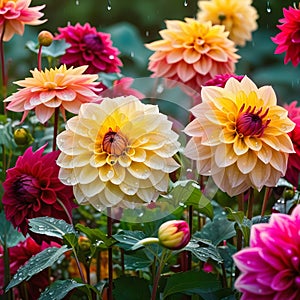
4 0 299 103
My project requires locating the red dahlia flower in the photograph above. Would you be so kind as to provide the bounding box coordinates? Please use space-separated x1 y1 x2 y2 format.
56 22 122 74
272 4 300 67
2 145 76 243
0 237 60 299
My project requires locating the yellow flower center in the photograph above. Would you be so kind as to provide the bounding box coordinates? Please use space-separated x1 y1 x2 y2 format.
44 81 57 89
102 128 127 156
0 0 17 8
236 104 270 137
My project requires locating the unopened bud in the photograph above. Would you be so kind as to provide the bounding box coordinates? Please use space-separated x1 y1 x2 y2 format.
78 236 91 251
38 30 53 47
158 220 190 250
13 128 33 146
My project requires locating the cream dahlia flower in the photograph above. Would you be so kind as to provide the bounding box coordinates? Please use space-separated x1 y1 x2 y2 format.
184 76 295 196
197 0 258 46
56 96 180 210
146 18 240 92
5 65 99 124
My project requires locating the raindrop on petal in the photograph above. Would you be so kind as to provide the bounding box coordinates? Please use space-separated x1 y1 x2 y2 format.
184 0 188 6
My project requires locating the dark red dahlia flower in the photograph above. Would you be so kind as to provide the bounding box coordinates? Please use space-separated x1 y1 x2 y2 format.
284 101 300 187
272 4 300 67
56 22 122 74
0 237 60 299
2 145 76 243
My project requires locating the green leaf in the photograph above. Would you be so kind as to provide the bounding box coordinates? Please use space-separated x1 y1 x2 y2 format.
76 223 115 247
25 40 70 58
6 245 70 291
29 217 76 239
38 279 85 300
163 270 222 299
195 217 236 246
113 230 146 251
184 237 223 263
113 276 151 300
0 211 25 247
63 233 78 249
124 249 154 270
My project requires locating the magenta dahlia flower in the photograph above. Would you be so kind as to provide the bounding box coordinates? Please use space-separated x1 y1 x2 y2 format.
56 22 122 74
2 145 76 243
233 205 300 299
0 237 60 299
283 101 300 187
204 73 244 87
272 4 300 67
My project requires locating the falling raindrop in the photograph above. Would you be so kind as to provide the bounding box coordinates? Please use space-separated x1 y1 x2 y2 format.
75 0 79 5
130 51 135 58
184 0 188 7
156 83 164 94
266 1 271 13
145 30 150 37
107 0 112 11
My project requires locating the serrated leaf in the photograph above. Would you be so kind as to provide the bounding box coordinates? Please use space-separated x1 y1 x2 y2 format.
38 279 85 300
163 270 222 299
184 237 223 263
0 211 25 247
6 246 70 291
113 230 146 251
29 217 76 239
76 223 115 247
113 276 151 300
26 40 70 58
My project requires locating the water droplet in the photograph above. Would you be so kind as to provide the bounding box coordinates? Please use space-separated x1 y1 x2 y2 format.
130 51 135 58
107 0 112 11
145 30 149 37
266 1 271 13
109 54 114 59
184 0 188 6
66 177 72 184
75 0 79 5
156 83 164 93
138 212 144 217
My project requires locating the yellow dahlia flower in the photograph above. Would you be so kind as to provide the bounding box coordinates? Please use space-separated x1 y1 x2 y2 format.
184 76 295 196
146 18 240 93
56 96 180 210
197 0 258 46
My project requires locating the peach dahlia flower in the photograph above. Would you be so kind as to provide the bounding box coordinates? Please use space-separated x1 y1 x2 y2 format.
5 65 100 124
56 96 180 210
146 18 240 92
197 0 258 47
0 0 46 41
184 76 295 196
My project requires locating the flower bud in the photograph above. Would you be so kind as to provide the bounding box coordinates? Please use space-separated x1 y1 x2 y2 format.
38 30 54 47
13 128 33 146
78 236 91 251
158 220 190 250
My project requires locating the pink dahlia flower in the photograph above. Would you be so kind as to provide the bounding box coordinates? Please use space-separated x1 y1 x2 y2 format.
204 73 244 87
283 101 300 187
2 145 76 243
272 4 300 67
56 22 122 74
233 204 300 299
0 0 46 42
0 237 60 299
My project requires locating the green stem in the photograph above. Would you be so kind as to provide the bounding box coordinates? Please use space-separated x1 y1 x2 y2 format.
37 45 42 71
52 107 59 151
3 240 12 300
0 21 7 115
261 187 272 217
247 188 254 220
107 208 113 300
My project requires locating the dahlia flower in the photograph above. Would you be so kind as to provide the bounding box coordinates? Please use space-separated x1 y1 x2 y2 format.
146 18 240 92
233 204 300 299
4 65 100 124
56 22 122 74
184 76 295 196
2 145 76 243
57 96 180 210
272 4 300 67
197 0 258 46
204 73 244 87
283 101 300 187
0 0 46 41
0 237 60 299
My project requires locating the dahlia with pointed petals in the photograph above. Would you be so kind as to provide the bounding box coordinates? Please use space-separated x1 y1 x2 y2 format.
204 73 244 87
56 22 122 74
0 237 60 299
2 145 76 243
233 205 300 299
4 65 100 124
146 18 240 92
184 76 295 196
57 96 180 210
283 101 300 187
0 0 46 41
272 4 300 67
197 0 258 47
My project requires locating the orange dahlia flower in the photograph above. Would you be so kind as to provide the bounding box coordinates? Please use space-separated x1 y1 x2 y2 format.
197 0 258 47
0 0 46 41
184 76 295 196
56 96 180 210
5 65 100 123
146 18 239 92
